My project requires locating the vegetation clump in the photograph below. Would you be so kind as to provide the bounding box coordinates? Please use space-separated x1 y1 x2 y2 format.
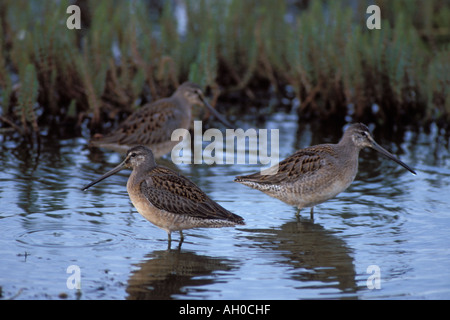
0 0 449 142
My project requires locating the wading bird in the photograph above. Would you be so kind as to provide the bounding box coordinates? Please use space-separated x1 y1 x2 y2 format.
235 123 416 219
90 82 232 157
82 146 244 248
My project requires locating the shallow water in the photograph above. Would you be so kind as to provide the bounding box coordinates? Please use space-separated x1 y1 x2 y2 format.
1 112 450 300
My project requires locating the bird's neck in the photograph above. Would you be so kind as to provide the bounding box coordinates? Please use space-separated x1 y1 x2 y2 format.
127 163 156 192
337 135 361 168
338 133 361 153
173 94 193 114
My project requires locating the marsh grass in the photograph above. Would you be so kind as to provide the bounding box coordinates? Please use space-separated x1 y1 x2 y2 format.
0 0 449 141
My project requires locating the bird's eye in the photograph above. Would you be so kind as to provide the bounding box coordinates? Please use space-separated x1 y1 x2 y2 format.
130 153 136 158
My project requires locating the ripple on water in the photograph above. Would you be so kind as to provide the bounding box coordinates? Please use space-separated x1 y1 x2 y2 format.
15 226 123 249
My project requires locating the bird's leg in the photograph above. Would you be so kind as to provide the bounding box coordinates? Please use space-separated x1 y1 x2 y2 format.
295 208 301 219
310 207 314 220
167 232 172 250
179 230 185 247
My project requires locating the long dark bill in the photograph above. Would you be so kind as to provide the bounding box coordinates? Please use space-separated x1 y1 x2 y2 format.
370 140 416 175
81 159 127 191
201 97 234 129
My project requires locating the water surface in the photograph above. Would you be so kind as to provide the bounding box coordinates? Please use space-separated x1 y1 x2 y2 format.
1 113 449 299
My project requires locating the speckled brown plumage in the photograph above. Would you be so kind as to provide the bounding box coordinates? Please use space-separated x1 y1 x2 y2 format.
241 145 337 185
92 99 187 147
235 123 416 218
139 166 244 223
